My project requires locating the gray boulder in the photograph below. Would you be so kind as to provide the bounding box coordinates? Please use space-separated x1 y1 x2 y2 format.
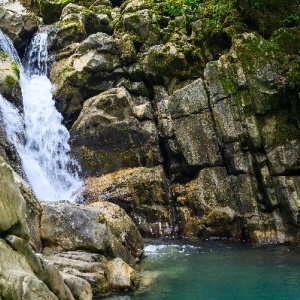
70 87 162 176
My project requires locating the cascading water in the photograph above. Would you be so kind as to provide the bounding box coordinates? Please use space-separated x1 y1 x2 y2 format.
0 29 83 201
0 29 22 66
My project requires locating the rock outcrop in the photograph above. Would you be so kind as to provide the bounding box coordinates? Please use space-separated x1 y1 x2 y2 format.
0 154 143 299
1 0 300 298
0 0 300 271
62 0 299 244
83 165 175 236
70 87 162 175
0 1 41 52
0 155 75 300
40 200 142 296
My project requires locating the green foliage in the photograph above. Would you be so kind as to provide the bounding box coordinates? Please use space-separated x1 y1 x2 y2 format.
11 61 20 79
286 59 300 90
5 75 16 88
205 0 233 29
167 0 203 17
232 0 300 35
0 51 9 60
0 52 20 79
284 14 299 27
165 0 235 33
254 1 261 9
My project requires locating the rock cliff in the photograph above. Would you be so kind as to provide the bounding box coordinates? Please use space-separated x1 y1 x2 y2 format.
47 0 300 244
0 0 300 297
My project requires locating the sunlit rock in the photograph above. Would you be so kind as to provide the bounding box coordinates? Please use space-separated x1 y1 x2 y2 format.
41 200 144 267
83 165 175 237
0 2 41 51
0 51 22 107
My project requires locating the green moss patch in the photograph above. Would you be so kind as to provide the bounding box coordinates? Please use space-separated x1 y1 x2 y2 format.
5 75 17 89
38 0 95 24
258 112 300 149
11 62 20 79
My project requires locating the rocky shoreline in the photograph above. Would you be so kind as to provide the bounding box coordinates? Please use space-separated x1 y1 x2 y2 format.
0 155 143 299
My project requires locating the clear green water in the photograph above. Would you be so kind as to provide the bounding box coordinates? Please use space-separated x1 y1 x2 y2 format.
104 240 300 300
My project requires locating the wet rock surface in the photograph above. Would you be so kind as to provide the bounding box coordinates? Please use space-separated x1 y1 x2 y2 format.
0 1 40 52
1 0 300 298
45 0 300 244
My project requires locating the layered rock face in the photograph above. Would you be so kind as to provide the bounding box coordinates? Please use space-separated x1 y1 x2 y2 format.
1 0 300 247
45 0 300 244
0 0 300 297
0 156 74 300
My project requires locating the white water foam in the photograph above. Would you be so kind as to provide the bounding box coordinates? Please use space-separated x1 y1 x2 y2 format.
0 29 83 201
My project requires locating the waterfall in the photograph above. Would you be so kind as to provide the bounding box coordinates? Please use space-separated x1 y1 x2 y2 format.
0 29 22 66
0 30 83 201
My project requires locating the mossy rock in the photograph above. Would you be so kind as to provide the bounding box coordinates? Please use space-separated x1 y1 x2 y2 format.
0 52 22 107
142 44 189 79
233 32 280 72
233 0 300 36
38 0 95 23
59 3 109 35
271 26 300 55
258 111 300 149
285 57 300 90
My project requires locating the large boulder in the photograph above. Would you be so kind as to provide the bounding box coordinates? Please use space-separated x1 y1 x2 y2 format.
83 165 175 236
0 239 58 300
0 155 28 238
70 87 162 176
0 155 77 299
41 200 144 267
13 172 43 252
0 2 41 51
47 3 113 54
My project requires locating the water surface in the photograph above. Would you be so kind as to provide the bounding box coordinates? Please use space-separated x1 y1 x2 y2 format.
104 239 300 300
